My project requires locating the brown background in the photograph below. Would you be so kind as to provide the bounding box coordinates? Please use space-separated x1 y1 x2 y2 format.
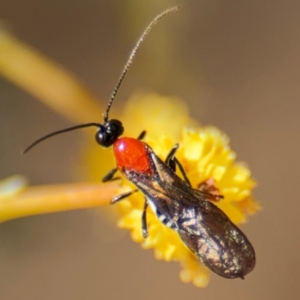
1 0 300 299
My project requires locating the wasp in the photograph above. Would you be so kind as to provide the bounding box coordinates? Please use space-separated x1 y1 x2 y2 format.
24 6 255 279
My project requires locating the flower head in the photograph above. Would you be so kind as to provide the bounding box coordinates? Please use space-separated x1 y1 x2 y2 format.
85 92 260 287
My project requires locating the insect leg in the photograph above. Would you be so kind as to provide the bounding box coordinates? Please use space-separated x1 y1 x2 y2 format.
142 199 149 238
102 167 119 182
110 189 138 205
165 144 191 186
137 130 146 140
173 157 191 186
165 144 178 172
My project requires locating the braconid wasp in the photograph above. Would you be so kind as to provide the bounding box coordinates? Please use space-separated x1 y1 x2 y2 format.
24 6 255 279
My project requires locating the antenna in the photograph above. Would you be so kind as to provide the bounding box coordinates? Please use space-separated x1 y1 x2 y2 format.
23 6 181 153
23 123 101 154
103 6 181 122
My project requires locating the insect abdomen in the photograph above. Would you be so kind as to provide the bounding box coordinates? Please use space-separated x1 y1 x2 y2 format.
147 198 179 231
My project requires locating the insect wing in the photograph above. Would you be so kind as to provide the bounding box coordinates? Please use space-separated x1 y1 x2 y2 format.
177 203 255 279
122 145 255 279
121 145 198 219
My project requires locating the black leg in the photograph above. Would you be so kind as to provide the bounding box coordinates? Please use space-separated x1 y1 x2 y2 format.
137 130 146 140
165 144 179 172
173 157 191 187
110 189 138 205
165 144 191 187
102 167 119 182
142 199 149 238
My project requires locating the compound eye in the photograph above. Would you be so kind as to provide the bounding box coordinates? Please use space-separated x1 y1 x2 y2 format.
107 119 124 137
95 126 108 146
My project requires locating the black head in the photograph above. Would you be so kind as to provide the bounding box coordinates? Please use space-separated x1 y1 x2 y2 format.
95 119 124 147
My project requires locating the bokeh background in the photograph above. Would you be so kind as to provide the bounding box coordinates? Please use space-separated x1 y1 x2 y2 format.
1 0 300 299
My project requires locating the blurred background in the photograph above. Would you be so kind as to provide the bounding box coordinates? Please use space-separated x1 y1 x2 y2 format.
1 0 300 299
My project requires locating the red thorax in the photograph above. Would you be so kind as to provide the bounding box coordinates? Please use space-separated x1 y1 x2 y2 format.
113 137 152 174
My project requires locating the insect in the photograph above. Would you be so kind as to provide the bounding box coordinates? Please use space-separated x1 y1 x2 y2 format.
24 6 255 279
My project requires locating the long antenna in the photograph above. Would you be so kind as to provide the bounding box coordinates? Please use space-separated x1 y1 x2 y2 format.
23 6 181 154
23 123 101 154
103 6 181 122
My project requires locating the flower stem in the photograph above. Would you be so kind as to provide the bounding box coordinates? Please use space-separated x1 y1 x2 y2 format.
0 181 119 223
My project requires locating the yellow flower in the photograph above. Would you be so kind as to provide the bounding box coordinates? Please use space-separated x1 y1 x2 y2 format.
84 92 260 288
0 30 260 288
